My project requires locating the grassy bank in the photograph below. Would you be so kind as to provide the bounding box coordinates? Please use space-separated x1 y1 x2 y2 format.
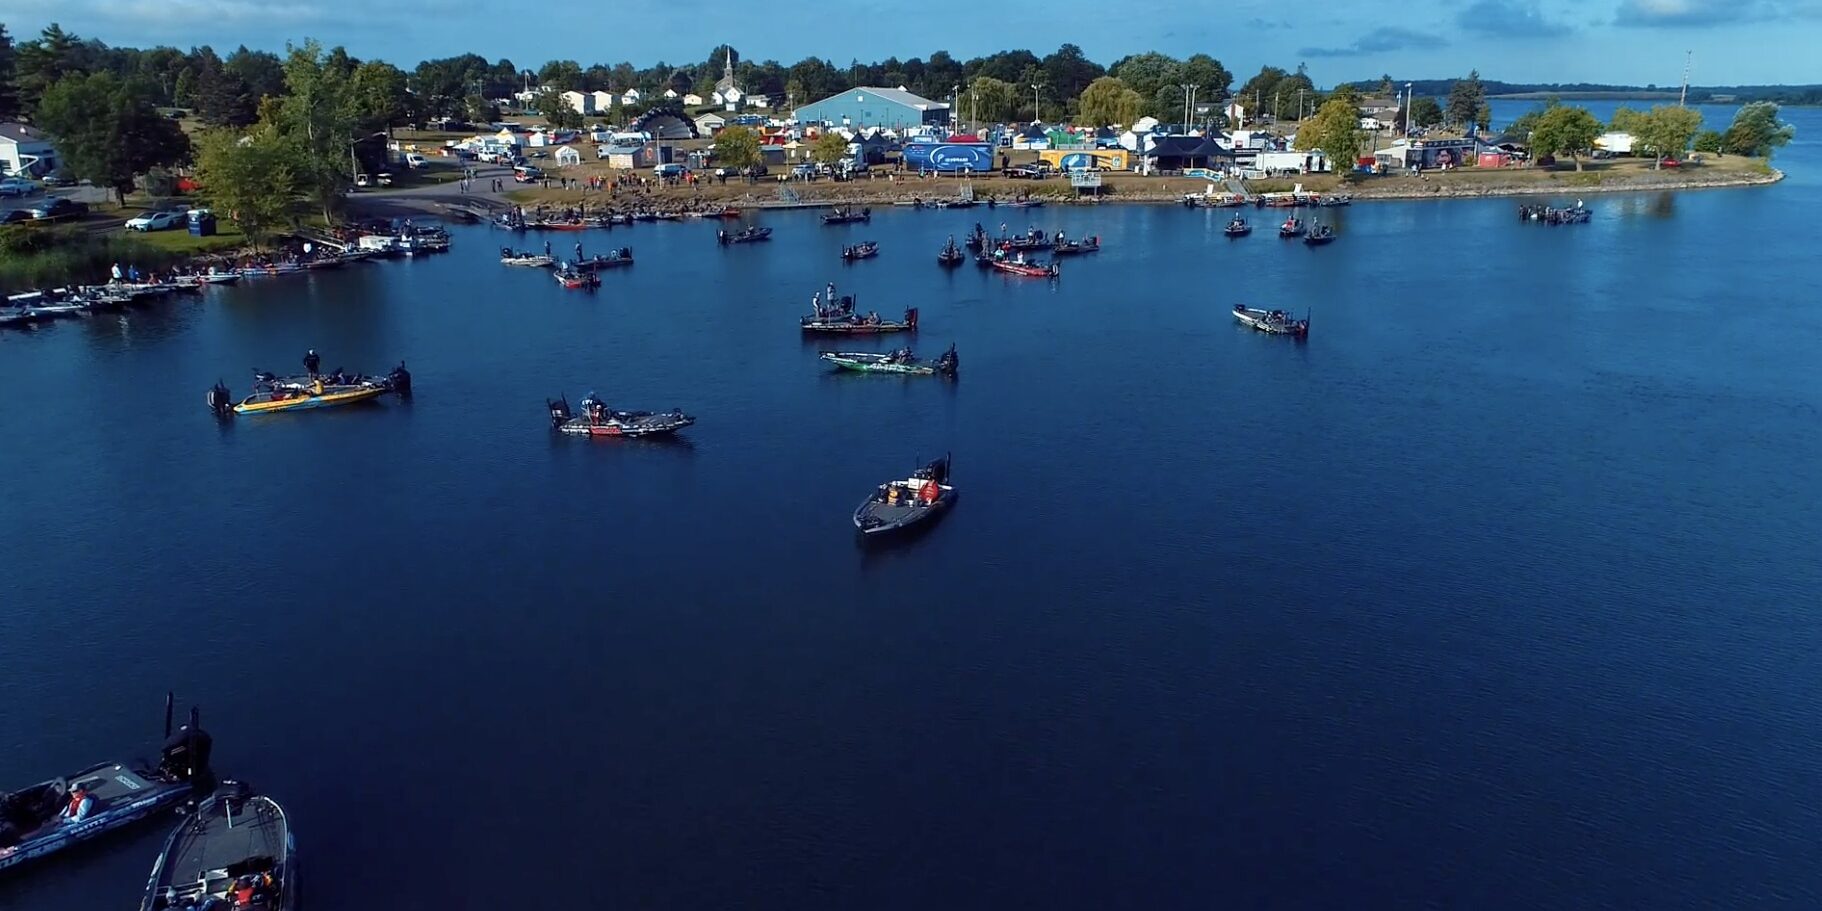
0 225 241 292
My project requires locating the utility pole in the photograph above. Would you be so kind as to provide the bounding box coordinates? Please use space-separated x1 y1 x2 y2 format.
1299 88 1306 122
952 84 960 131
1180 83 1193 129
1679 50 1692 107
1404 83 1413 135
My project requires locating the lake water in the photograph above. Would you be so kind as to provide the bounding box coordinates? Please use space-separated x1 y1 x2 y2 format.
4 105 1820 910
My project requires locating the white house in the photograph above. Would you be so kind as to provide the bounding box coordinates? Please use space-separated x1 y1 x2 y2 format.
1224 101 1246 126
0 123 58 177
681 93 703 107
621 89 642 106
560 91 594 115
589 90 614 112
695 112 727 133
1594 131 1636 154
662 88 678 99
746 94 770 110
554 146 582 167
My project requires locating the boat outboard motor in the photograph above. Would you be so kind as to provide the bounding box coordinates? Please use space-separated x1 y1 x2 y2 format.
387 361 412 394
548 397 572 428
206 381 233 418
159 711 213 786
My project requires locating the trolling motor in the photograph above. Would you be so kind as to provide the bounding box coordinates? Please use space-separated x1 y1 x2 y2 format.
547 396 572 428
206 381 234 418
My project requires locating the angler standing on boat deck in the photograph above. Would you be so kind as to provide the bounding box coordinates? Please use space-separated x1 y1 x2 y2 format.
303 349 321 377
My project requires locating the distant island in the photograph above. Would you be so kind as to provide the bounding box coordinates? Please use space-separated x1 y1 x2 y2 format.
1347 79 1822 106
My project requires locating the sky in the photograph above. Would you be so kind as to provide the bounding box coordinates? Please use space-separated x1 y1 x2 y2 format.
2 0 1819 86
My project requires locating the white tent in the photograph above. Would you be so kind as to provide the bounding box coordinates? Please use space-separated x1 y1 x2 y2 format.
554 146 581 167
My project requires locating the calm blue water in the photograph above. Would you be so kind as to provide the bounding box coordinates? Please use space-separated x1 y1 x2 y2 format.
3 106 1820 910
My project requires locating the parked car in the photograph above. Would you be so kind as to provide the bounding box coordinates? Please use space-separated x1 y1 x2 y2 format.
0 178 37 197
404 153 430 169
743 165 768 178
355 173 373 187
0 209 31 224
1659 157 1682 168
653 163 688 179
40 174 76 187
30 197 88 219
1004 164 1047 179
125 210 185 231
791 163 817 179
513 165 542 183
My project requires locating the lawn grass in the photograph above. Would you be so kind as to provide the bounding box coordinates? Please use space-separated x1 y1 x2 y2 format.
129 222 247 255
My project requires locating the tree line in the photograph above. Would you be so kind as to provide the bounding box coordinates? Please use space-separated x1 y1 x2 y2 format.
1510 99 1792 169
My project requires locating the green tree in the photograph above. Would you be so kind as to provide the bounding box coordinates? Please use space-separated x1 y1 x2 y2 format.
1409 96 1443 128
1237 65 1287 116
1508 98 1559 139
1610 105 1645 134
194 52 256 128
172 66 196 108
1377 75 1395 98
16 23 89 113
1529 104 1601 170
1693 130 1724 154
1076 76 1143 127
193 126 298 246
537 59 584 92
35 71 189 201
713 125 760 169
1721 101 1795 158
1292 98 1364 173
809 130 849 166
0 25 18 121
274 40 360 221
1475 103 1491 131
350 61 412 135
1445 69 1484 126
1632 105 1702 167
965 75 1017 124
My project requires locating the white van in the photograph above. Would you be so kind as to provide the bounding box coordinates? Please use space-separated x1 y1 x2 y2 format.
404 153 429 169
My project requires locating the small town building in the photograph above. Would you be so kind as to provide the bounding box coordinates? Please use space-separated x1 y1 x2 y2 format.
793 86 949 131
589 90 615 112
560 91 595 116
712 50 744 110
0 123 58 177
604 143 656 169
695 112 727 134
662 88 678 99
1223 101 1246 125
682 93 704 106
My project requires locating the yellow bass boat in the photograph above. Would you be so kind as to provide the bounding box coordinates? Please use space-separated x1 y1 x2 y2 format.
231 380 386 415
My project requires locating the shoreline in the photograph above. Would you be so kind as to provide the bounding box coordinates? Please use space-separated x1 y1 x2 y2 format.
358 164 1784 218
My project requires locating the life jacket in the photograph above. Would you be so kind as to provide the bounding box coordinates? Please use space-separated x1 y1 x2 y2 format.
66 790 86 815
920 481 939 503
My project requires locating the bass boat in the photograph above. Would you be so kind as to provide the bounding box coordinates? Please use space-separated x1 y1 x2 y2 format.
1302 224 1336 246
983 254 1059 278
937 236 966 267
547 394 694 438
800 286 918 334
821 344 957 376
821 207 871 225
1232 304 1309 338
840 241 879 261
1051 234 1100 256
140 782 295 911
500 248 556 267
853 455 956 536
555 268 601 289
718 226 772 245
1277 217 1305 238
0 698 214 875
1224 216 1252 237
573 248 634 271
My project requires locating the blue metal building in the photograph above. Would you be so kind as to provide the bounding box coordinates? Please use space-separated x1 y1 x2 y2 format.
792 87 949 131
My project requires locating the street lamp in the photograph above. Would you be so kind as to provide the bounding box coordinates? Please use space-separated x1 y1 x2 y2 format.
1179 84 1194 130
1030 83 1043 124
